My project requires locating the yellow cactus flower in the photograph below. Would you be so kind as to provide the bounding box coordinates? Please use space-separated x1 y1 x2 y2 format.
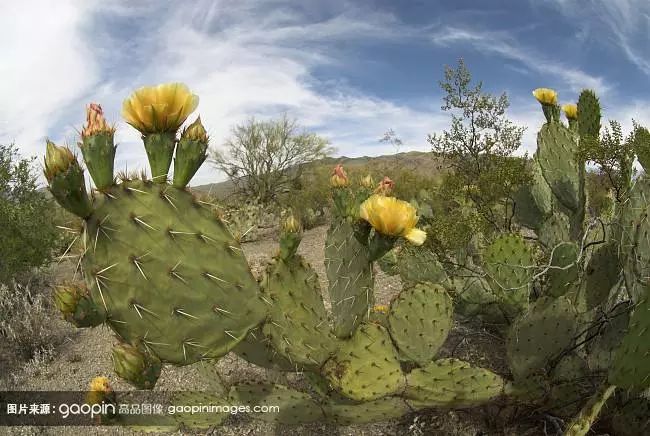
330 164 349 187
359 194 427 245
86 376 112 405
373 304 389 314
181 116 208 142
562 103 578 121
122 82 199 134
81 103 115 138
374 176 395 196
532 88 558 105
44 140 76 182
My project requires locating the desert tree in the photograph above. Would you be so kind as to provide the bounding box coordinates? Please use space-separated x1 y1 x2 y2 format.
212 114 334 204
427 58 530 235
0 143 60 284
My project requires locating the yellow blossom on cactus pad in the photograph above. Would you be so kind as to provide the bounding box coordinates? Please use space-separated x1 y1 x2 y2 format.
374 176 395 196
373 304 389 314
89 376 112 393
562 103 578 120
81 103 115 138
330 164 349 187
359 194 427 245
122 82 199 134
532 88 558 105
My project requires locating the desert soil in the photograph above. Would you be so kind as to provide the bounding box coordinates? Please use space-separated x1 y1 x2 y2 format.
2 225 517 436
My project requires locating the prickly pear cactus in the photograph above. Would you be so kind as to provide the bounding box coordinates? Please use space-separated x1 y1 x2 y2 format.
387 282 453 365
482 234 535 313
404 358 504 408
322 323 405 401
324 218 374 338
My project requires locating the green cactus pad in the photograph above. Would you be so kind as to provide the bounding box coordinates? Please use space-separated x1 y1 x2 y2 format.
395 244 448 287
609 292 650 391
482 234 535 312
323 396 411 425
387 283 453 366
536 122 581 212
404 358 504 408
232 327 296 371
82 179 267 365
228 382 324 424
325 218 374 338
546 242 579 297
583 242 620 310
450 277 508 326
322 323 405 401
506 296 578 380
513 158 554 230
547 353 592 417
260 255 336 368
585 302 631 372
577 89 601 147
620 175 650 303
538 212 570 250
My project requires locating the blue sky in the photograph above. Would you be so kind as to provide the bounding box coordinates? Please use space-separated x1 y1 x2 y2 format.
1 0 649 185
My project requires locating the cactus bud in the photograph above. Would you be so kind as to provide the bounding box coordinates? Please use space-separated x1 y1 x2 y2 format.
81 103 115 138
330 164 349 188
282 214 302 234
79 103 117 190
44 140 93 218
181 116 208 143
173 116 209 188
111 343 162 390
53 284 104 328
44 141 76 182
374 176 395 196
360 174 374 189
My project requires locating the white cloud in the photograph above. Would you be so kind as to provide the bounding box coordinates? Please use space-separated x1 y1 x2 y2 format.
429 26 610 95
0 0 99 167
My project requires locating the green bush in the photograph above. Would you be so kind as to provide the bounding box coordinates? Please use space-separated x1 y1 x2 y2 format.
0 143 60 284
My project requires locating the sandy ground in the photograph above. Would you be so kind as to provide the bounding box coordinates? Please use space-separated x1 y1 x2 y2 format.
1 225 526 436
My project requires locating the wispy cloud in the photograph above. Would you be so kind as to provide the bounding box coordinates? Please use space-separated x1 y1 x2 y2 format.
429 26 610 95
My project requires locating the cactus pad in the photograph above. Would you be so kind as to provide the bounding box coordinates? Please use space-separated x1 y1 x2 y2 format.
232 327 296 371
583 242 620 310
228 382 324 424
322 323 405 401
513 158 554 230
620 175 650 303
609 291 650 391
585 302 631 372
260 255 336 368
395 244 448 287
482 233 535 312
325 218 374 338
538 212 570 250
387 283 453 365
506 296 578 379
546 242 579 297
536 122 581 212
404 358 504 408
82 179 267 365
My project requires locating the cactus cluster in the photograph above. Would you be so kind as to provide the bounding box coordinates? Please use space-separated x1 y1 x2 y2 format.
45 82 650 433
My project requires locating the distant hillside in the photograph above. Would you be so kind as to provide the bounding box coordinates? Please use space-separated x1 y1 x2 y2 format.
192 150 444 197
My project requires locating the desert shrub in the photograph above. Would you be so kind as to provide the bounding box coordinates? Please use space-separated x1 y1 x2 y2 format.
0 143 60 284
279 163 331 218
0 280 59 361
